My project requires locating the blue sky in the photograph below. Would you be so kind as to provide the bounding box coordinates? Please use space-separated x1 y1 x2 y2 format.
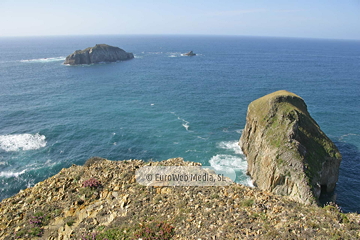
0 0 359 39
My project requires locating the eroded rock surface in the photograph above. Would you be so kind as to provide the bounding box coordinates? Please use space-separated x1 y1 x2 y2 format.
239 90 342 205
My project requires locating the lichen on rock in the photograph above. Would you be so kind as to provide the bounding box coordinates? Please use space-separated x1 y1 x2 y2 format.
239 90 342 205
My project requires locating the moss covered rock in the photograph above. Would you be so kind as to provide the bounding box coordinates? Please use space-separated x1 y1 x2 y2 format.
239 90 341 205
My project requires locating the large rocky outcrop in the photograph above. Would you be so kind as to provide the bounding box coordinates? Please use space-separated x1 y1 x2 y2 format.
64 44 134 65
239 90 342 205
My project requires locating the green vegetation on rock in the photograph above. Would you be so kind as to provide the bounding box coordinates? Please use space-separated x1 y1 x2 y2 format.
239 90 342 205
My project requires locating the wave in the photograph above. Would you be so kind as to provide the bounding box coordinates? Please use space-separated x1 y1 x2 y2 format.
0 159 56 179
209 154 247 171
235 129 243 134
20 56 66 63
209 154 253 187
209 140 253 187
338 133 359 141
217 140 243 154
168 52 182 58
244 177 254 187
0 133 46 152
0 169 26 178
171 112 191 131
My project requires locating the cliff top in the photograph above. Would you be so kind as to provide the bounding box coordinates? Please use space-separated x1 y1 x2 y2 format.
248 90 307 121
1 157 358 239
75 44 124 54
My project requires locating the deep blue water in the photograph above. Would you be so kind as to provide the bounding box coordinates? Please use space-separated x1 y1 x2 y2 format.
0 35 359 212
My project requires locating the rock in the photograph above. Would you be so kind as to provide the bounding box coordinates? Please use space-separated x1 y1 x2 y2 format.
1 156 359 239
183 50 196 56
239 90 341 205
64 44 134 65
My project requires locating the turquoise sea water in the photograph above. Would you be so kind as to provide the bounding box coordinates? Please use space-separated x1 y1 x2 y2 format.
0 35 359 212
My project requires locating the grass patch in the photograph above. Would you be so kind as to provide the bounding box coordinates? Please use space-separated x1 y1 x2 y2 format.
241 199 254 207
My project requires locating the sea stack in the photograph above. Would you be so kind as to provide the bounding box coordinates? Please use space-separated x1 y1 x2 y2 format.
64 44 134 65
239 90 342 205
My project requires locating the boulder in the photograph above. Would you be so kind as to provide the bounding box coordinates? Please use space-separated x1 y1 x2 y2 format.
64 44 134 65
183 51 196 56
239 90 342 205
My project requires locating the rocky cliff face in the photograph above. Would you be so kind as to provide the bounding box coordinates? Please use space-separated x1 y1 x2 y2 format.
239 90 342 205
1 157 359 239
64 44 134 65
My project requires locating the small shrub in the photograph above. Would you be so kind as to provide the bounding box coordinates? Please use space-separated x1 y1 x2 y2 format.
81 232 98 240
82 178 102 189
29 227 44 237
97 225 106 232
15 212 47 238
96 228 130 239
135 221 175 240
339 213 349 223
29 214 43 226
324 202 342 212
79 187 97 199
65 216 76 226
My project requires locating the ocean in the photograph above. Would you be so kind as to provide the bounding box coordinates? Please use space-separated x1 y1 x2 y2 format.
0 35 359 212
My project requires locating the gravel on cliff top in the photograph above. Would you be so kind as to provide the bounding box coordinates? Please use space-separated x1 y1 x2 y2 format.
0 157 359 239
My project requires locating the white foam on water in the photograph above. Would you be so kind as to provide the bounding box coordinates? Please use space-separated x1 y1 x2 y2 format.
217 141 243 155
20 56 66 63
244 177 254 187
209 154 253 187
339 133 359 141
182 122 190 131
176 116 190 131
197 136 208 140
185 149 198 152
209 154 247 171
0 169 26 178
0 133 47 152
168 52 181 57
235 129 243 134
209 140 253 187
147 52 163 55
171 112 191 131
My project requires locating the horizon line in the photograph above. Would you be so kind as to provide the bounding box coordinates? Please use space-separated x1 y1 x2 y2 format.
0 33 359 42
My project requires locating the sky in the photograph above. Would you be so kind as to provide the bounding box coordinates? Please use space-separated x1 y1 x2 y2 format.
0 0 359 40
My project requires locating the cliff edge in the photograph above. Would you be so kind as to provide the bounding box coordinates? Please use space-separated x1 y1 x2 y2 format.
239 90 342 205
1 157 358 239
64 44 134 65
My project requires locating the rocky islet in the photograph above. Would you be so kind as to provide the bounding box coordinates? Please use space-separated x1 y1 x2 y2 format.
64 44 134 65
